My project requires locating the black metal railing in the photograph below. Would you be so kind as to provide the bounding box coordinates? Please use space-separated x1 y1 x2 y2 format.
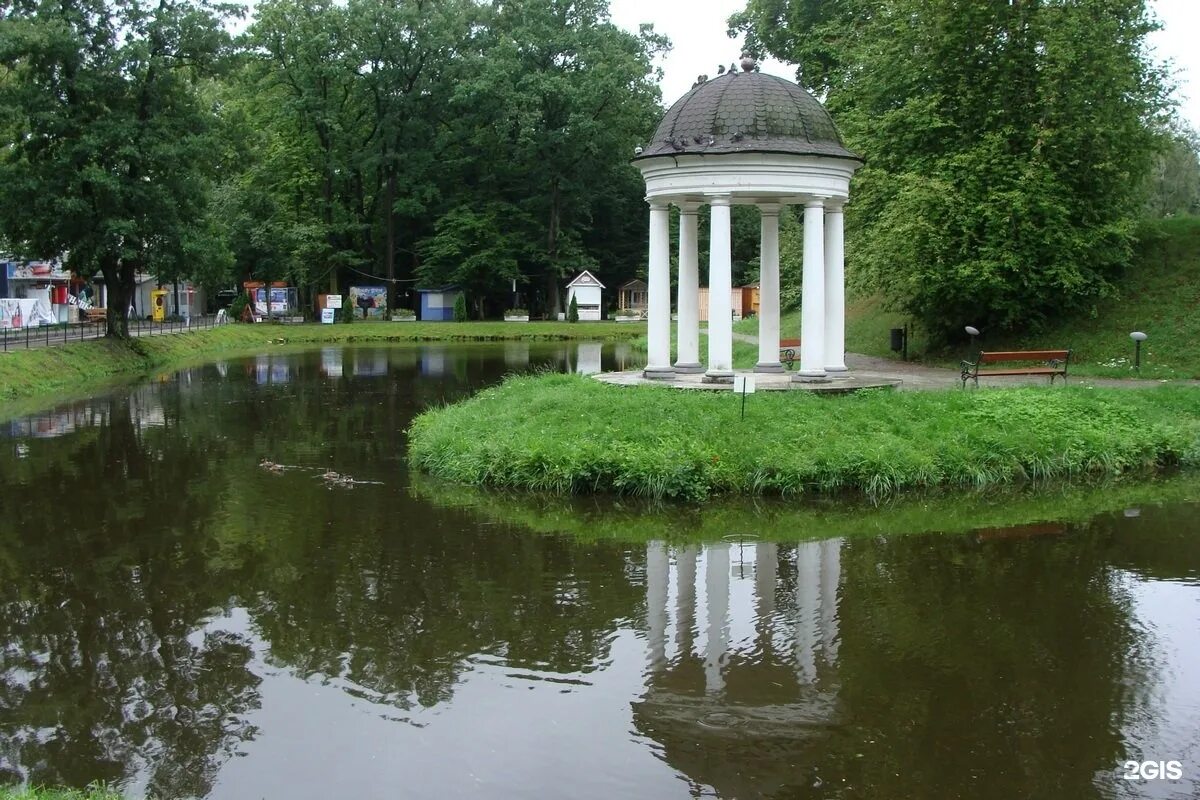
0 313 218 352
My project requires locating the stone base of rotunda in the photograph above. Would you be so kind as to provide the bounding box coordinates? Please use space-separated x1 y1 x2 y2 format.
673 362 705 374
702 371 735 385
643 367 676 380
754 361 786 374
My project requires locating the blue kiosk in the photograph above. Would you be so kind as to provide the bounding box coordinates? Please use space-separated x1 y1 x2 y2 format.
416 285 463 321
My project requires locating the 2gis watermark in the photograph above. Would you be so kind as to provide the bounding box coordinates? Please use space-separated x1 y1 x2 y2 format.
1120 760 1185 782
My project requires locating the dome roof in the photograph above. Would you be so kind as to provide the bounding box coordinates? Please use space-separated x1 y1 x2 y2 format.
635 66 859 162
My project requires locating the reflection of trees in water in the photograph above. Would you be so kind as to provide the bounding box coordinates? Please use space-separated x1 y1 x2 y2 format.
1 352 644 791
184 348 646 712
0 394 261 797
0 350 1176 799
631 532 1155 800
836 530 1152 799
239 498 642 709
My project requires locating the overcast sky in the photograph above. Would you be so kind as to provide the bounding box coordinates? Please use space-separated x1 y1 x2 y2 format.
608 0 1200 130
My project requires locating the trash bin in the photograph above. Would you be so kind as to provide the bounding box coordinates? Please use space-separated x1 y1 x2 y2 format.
890 327 905 352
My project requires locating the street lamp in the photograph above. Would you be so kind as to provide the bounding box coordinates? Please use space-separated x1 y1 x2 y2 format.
965 325 980 354
1130 331 1147 373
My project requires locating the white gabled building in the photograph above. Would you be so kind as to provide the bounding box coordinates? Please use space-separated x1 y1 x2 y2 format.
565 270 605 321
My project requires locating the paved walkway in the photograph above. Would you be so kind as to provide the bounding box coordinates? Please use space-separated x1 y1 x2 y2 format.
622 328 1199 391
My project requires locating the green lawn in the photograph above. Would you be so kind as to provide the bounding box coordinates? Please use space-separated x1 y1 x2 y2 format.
408 373 1200 500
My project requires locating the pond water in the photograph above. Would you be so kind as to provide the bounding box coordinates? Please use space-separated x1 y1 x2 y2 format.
1 343 1198 800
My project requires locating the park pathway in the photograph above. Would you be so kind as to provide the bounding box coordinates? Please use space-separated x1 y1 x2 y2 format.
726 328 1198 390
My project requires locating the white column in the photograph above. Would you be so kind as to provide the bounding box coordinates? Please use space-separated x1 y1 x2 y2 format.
824 201 847 373
643 200 674 379
796 198 827 380
705 195 734 382
675 545 699 655
754 543 778 653
755 204 783 373
819 539 841 665
646 541 669 671
704 543 730 694
794 540 821 683
674 203 702 373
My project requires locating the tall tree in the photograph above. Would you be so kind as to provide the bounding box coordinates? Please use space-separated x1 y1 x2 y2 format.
733 0 1171 339
242 0 373 292
238 0 477 310
1143 124 1200 217
0 0 235 337
419 0 665 316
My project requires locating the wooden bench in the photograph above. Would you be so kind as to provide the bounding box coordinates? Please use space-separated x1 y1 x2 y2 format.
779 338 800 368
960 349 1071 388
84 307 107 323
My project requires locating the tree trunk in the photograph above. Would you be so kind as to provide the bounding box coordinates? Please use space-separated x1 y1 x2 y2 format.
545 180 562 316
385 167 396 314
102 258 133 339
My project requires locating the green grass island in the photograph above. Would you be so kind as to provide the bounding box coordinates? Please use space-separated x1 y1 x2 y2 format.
408 374 1200 500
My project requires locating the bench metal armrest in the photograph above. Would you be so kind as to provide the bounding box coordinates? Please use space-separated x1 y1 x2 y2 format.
960 359 979 387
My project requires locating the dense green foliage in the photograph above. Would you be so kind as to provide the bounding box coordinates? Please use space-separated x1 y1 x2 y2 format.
223 0 664 317
567 294 579 322
734 0 1171 340
1144 125 1200 217
0 0 664 325
408 374 1200 499
1 0 1193 345
0 0 236 337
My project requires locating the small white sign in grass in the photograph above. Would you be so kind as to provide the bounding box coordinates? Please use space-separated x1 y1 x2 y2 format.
733 375 755 420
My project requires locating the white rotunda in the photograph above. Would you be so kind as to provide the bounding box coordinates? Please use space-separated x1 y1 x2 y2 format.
633 57 862 382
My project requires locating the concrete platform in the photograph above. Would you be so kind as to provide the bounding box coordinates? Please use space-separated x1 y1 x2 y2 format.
594 369 902 393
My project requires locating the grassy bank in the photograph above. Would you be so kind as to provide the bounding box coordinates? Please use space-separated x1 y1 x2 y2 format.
408 374 1200 500
0 320 645 413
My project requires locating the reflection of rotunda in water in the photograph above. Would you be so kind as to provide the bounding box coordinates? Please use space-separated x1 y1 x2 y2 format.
634 540 842 795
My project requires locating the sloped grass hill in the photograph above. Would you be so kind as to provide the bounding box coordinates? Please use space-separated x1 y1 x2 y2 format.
734 215 1200 378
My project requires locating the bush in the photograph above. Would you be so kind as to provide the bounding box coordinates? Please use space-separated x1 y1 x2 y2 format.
393 308 416 319
505 308 529 317
568 295 579 323
339 298 355 323
228 293 249 322
453 293 468 322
